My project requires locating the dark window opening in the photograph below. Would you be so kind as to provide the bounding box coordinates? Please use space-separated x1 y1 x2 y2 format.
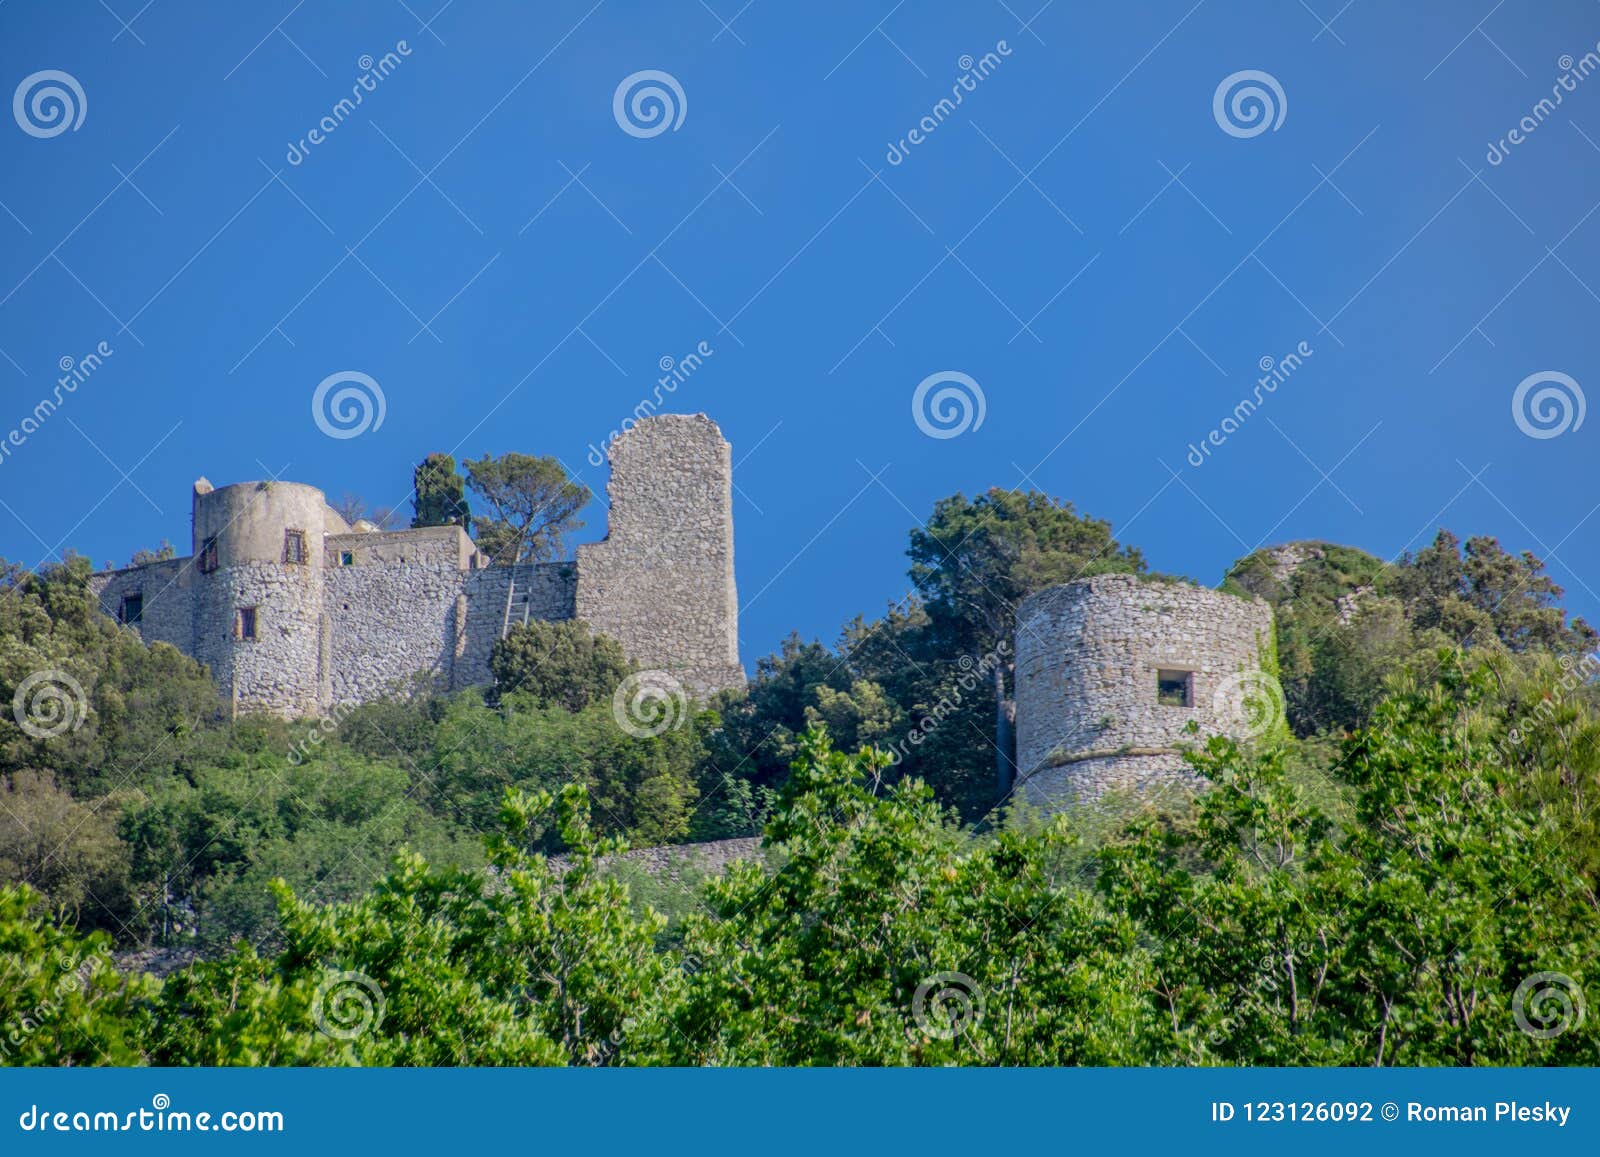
339 551 354 566
119 593 143 625
1157 669 1194 707
283 529 307 564
198 536 219 573
237 607 257 641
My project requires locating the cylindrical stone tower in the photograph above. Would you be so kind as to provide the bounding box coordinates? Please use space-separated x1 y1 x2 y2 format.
190 478 345 718
1013 574 1275 806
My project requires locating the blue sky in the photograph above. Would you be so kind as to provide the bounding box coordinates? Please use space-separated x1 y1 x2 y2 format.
2 0 1599 670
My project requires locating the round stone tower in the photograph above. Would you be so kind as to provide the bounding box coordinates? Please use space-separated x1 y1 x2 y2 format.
190 478 347 717
1013 574 1275 806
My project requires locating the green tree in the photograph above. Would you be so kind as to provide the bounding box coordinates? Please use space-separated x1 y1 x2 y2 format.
1386 530 1597 655
144 786 667 1066
642 730 1158 1065
0 771 132 931
411 453 471 531
463 453 588 566
490 620 632 711
0 884 153 1065
1098 654 1600 1065
907 490 1145 797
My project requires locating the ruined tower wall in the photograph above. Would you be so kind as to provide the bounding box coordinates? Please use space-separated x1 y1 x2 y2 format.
87 413 746 718
190 481 338 718
575 413 744 701
88 556 193 654
1014 575 1273 806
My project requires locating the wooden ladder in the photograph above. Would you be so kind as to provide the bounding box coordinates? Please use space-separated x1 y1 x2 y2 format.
500 573 534 639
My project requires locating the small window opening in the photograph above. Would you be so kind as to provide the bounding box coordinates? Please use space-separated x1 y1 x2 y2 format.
283 529 307 564
119 593 143 625
1157 669 1194 707
198 536 219 573
339 551 354 566
237 606 258 641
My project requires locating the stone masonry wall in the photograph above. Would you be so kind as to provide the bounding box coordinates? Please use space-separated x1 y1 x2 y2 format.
199 562 324 717
576 414 744 701
88 556 193 655
324 561 464 706
88 413 745 718
1014 575 1273 806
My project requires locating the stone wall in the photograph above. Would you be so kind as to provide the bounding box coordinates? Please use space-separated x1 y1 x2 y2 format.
86 413 746 717
198 561 325 717
324 560 464 705
554 836 766 882
1014 574 1273 805
454 562 578 690
88 556 193 655
576 414 744 701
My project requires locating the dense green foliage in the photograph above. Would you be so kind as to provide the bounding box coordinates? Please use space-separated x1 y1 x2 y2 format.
3 486 1599 1067
461 452 588 565
490 618 631 711
410 452 471 531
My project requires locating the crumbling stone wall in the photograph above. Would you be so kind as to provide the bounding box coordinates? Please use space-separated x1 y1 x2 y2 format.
576 414 745 700
86 414 746 717
1014 575 1273 805
88 556 192 655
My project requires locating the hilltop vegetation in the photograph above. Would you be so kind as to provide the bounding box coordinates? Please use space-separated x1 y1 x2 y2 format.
2 491 1599 1065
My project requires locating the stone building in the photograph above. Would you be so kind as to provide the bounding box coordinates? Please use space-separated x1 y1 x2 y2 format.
1013 574 1274 806
87 413 745 717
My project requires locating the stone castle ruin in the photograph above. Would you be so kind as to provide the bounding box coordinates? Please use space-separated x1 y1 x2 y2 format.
89 413 744 717
89 411 1277 807
1013 575 1275 805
